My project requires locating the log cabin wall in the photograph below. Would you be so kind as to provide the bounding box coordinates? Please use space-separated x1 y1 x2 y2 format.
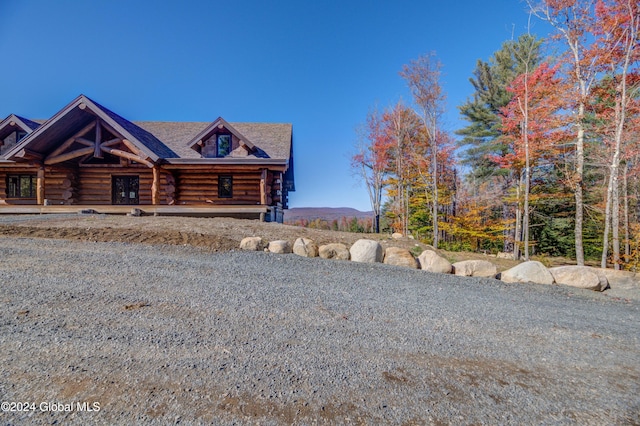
0 166 278 207
77 166 156 205
175 168 262 205
268 171 284 206
0 167 38 205
43 167 77 205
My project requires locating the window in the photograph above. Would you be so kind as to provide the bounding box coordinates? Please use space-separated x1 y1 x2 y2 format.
218 176 232 198
16 131 27 142
112 175 139 205
217 134 231 157
7 174 36 198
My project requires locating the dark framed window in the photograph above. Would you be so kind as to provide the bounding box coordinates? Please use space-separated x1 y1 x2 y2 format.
16 131 27 142
218 176 233 198
7 174 36 198
217 134 231 157
112 175 139 205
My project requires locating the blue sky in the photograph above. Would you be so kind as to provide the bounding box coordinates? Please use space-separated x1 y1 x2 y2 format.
0 0 551 211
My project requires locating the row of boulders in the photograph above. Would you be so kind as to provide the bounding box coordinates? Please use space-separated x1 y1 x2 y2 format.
239 237 613 292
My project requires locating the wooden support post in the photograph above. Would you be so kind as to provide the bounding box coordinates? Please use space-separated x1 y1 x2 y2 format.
260 169 268 205
94 120 103 158
152 165 160 205
36 167 45 205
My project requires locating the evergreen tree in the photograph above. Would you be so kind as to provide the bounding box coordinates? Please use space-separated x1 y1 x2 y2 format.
457 34 543 179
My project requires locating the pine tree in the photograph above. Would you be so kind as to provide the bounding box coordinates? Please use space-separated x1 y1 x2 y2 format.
457 34 543 179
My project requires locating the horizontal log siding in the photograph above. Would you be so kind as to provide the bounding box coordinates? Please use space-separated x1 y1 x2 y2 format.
78 166 156 205
176 170 262 205
0 167 38 205
43 168 74 204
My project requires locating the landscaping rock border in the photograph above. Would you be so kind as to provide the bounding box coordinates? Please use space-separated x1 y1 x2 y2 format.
240 237 639 294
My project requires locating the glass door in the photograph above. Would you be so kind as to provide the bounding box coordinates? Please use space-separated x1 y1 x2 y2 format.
112 175 139 205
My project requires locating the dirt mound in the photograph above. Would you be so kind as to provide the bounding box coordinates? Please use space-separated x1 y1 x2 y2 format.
0 224 238 251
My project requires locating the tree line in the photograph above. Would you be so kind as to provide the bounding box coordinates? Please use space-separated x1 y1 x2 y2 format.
352 0 639 270
287 217 375 233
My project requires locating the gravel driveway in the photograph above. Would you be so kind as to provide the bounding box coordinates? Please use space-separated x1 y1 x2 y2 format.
1 237 639 425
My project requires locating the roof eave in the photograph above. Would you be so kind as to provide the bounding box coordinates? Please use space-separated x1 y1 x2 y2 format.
165 158 288 166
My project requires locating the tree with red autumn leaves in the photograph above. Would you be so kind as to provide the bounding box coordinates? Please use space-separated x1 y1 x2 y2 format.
352 107 393 233
401 53 446 247
591 0 640 269
498 62 566 260
527 0 601 265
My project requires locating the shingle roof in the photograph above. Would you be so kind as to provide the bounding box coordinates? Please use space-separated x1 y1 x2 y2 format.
4 95 292 164
134 121 292 160
13 115 41 130
89 99 179 159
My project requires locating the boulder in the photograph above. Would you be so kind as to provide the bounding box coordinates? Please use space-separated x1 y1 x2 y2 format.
240 236 266 251
349 239 383 263
598 268 639 290
452 260 497 278
391 232 403 239
293 237 318 258
496 252 514 260
418 250 452 274
267 240 292 254
318 243 350 260
383 247 418 269
549 266 609 291
500 261 554 285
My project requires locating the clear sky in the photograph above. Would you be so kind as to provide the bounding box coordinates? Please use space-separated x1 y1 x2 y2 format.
0 0 552 211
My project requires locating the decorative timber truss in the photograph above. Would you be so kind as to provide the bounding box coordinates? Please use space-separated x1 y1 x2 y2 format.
43 118 154 167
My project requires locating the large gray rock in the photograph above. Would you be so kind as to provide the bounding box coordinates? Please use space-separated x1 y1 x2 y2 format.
598 268 639 290
383 247 418 269
549 266 609 291
501 261 554 285
268 240 292 254
418 250 452 274
452 260 498 278
293 237 318 258
496 252 515 260
318 243 350 260
349 239 384 263
239 236 266 251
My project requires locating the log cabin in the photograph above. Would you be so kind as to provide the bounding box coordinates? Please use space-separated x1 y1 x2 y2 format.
0 95 294 222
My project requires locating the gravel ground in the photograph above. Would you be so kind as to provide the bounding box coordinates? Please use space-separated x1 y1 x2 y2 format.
0 237 639 425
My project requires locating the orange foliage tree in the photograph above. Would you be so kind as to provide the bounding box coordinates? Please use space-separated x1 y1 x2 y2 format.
498 62 566 259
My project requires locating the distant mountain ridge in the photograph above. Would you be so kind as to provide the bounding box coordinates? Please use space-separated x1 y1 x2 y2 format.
284 207 373 223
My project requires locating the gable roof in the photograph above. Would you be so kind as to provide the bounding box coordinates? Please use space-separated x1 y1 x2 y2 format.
2 95 293 170
4 95 178 162
89 98 178 159
0 114 41 141
186 116 256 153
134 121 293 162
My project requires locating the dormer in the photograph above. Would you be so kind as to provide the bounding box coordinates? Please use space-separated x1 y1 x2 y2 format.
187 117 256 159
0 114 41 156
